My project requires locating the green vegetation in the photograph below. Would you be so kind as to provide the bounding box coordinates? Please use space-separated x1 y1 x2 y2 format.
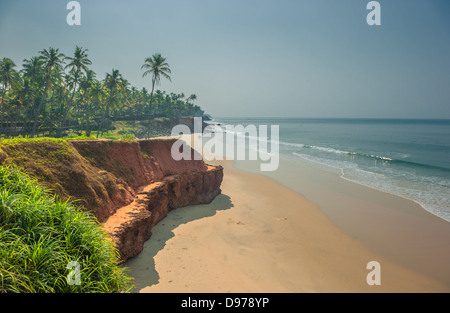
0 47 205 139
0 138 120 214
142 53 172 123
0 166 134 292
0 46 200 292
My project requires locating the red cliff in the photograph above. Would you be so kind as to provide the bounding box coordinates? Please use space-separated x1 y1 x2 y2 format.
0 138 223 261
71 139 223 261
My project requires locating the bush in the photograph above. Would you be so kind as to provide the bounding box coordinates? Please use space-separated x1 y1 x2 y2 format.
67 135 97 141
0 166 134 293
119 133 136 141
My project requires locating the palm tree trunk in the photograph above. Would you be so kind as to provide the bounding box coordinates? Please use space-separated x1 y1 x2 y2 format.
23 97 34 137
0 83 7 136
85 113 91 137
97 107 107 139
148 78 155 123
11 105 21 137
97 89 113 139
60 80 78 137
32 83 48 138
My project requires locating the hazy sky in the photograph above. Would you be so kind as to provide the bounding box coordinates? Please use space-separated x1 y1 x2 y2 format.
1 0 449 118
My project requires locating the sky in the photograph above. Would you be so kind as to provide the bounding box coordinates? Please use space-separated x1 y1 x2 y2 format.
0 0 449 119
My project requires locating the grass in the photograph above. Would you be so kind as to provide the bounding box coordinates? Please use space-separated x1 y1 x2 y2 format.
65 134 98 140
0 166 134 293
87 131 136 141
0 137 72 148
0 138 73 168
0 138 120 214
4 119 170 141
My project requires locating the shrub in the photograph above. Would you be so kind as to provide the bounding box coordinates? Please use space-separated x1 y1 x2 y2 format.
119 133 136 141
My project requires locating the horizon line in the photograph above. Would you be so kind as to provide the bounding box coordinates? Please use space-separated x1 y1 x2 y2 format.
211 116 450 121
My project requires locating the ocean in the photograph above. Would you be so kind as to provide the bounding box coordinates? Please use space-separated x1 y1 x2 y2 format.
208 117 450 222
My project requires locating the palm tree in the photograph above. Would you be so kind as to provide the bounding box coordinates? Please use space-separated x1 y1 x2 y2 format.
61 46 91 136
186 94 197 105
31 47 65 137
53 75 70 136
126 86 140 122
65 46 91 78
135 87 149 121
10 77 33 136
185 94 198 116
0 58 21 94
21 57 43 135
0 58 21 135
84 79 103 136
22 56 43 82
141 53 171 122
97 69 125 138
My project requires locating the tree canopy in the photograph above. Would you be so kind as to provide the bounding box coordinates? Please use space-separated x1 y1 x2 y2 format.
0 47 205 138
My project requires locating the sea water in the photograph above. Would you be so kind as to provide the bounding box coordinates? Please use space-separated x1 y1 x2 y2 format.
209 118 450 222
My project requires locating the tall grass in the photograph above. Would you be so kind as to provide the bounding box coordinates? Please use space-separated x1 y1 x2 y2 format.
0 166 134 292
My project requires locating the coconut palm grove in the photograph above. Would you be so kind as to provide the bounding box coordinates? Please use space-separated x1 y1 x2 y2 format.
0 46 204 139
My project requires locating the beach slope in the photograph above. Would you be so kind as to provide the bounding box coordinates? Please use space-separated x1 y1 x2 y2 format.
128 160 449 293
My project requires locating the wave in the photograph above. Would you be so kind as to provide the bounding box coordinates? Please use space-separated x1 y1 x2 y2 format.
303 144 349 155
281 140 450 172
388 158 450 172
206 127 450 172
212 118 450 222
292 151 450 222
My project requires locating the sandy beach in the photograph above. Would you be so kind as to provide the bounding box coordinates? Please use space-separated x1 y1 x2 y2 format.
125 158 450 293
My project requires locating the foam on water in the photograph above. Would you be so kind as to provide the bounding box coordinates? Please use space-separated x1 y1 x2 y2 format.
291 145 450 222
213 118 450 222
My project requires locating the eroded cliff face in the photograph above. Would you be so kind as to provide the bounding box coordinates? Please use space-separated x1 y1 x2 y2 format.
72 139 223 261
0 138 223 261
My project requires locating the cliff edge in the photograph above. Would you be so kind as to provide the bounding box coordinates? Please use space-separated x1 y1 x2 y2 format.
0 138 223 261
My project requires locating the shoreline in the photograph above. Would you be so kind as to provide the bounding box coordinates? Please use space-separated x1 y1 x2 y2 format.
232 156 450 287
125 157 450 292
292 152 450 223
339 175 450 224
